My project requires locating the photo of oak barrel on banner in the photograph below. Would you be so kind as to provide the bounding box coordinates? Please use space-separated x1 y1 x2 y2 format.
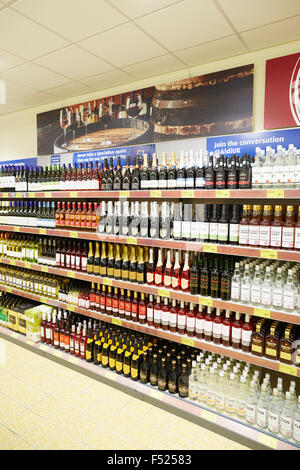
151 64 254 142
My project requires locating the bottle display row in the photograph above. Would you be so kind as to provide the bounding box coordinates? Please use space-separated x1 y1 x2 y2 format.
1 291 299 445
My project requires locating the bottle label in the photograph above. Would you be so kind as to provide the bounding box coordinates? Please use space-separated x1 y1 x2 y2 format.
186 316 195 329
257 407 267 427
212 322 222 335
241 285 250 302
164 275 172 287
259 226 271 246
272 287 283 307
283 291 295 310
295 227 300 249
182 221 191 239
155 273 162 285
229 224 239 242
154 309 161 321
242 329 252 343
191 221 201 240
251 285 261 304
204 320 212 334
147 272 154 284
181 278 189 290
200 221 209 241
218 223 228 241
246 404 256 423
261 288 271 306
293 418 300 442
177 314 186 327
189 383 198 400
237 400 246 417
249 225 260 245
162 310 169 323
268 411 280 433
231 326 241 341
239 225 249 245
169 312 177 326
195 317 204 332
280 415 292 437
215 394 225 410
147 306 153 321
231 281 240 300
173 220 182 239
282 227 294 248
273 165 285 185
209 222 218 240
222 324 230 339
270 226 282 247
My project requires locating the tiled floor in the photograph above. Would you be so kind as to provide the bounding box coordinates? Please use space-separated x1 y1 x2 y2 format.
0 338 249 450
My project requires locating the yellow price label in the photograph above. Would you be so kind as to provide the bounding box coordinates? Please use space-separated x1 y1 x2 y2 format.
258 434 277 449
216 190 230 198
203 244 218 253
68 271 75 278
28 192 35 198
267 189 284 198
67 304 75 312
2 193 8 198
6 287 12 293
70 191 78 198
120 191 130 198
158 289 170 298
24 263 31 269
253 308 270 318
181 337 195 347
112 318 121 326
14 227 20 232
41 266 48 273
150 190 162 198
40 297 48 304
279 364 297 376
126 237 137 245
70 231 78 239
39 229 46 235
181 190 195 198
15 193 22 198
103 278 112 286
201 410 217 423
260 249 277 260
199 296 213 307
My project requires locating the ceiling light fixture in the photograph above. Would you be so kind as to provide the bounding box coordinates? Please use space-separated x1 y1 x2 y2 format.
0 80 6 104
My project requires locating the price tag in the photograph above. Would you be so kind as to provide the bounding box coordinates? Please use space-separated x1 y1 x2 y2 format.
158 289 170 298
199 296 213 307
41 266 48 273
70 192 78 198
120 191 130 198
103 278 112 286
68 271 75 278
181 337 195 347
68 356 79 365
70 231 78 239
258 434 277 449
105 371 117 381
203 244 218 253
216 190 230 198
279 364 298 376
126 237 137 245
14 227 20 232
6 287 12 293
24 263 31 269
48 193 52 199
28 192 35 198
267 189 284 199
11 332 19 339
260 249 277 260
40 297 48 304
149 389 163 401
52 350 63 358
253 308 270 318
201 410 217 423
181 190 195 198
150 190 162 198
67 304 75 312
112 318 121 326
15 193 22 198
39 229 46 235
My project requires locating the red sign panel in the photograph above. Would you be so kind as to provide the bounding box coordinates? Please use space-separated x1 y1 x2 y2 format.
264 52 300 129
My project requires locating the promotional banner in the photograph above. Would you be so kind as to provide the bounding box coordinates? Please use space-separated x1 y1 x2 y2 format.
206 127 300 156
37 64 254 156
264 52 300 129
0 157 38 168
72 144 155 166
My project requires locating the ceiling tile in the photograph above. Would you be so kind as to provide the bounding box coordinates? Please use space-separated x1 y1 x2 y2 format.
1 63 71 91
79 22 167 67
241 15 300 50
0 9 69 60
16 91 57 107
79 69 134 91
47 81 93 99
135 0 233 51
13 0 127 42
123 54 184 79
34 45 114 80
109 0 183 18
0 101 24 115
2 80 38 100
219 0 300 32
0 48 26 72
175 35 247 66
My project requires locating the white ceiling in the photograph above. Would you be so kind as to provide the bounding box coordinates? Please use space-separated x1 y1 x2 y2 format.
0 0 299 116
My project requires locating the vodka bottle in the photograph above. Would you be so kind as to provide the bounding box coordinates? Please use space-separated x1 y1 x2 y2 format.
246 380 258 424
240 264 251 304
293 395 300 443
252 147 263 189
236 375 248 420
225 372 237 415
231 262 241 301
268 388 281 435
261 266 272 307
261 147 273 189
206 366 217 408
256 383 269 429
251 265 262 305
280 391 294 439
272 267 283 309
272 145 285 188
215 369 225 412
283 269 297 312
285 145 296 189
188 361 199 401
197 363 207 404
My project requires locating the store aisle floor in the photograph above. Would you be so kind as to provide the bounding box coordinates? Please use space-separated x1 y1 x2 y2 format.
0 338 249 450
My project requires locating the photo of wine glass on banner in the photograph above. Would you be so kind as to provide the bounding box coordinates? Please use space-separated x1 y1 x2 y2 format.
36 64 254 156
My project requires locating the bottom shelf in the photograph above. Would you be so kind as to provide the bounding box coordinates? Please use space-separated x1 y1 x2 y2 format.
0 326 299 451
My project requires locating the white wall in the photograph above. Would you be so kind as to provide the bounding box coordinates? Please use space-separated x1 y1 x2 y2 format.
0 39 299 161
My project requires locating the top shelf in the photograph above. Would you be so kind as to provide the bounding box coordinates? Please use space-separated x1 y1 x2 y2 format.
0 189 299 200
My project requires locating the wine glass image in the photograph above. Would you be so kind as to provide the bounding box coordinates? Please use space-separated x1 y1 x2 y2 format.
289 56 300 126
80 102 92 142
60 108 70 148
68 107 80 150
126 91 142 139
99 98 113 146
